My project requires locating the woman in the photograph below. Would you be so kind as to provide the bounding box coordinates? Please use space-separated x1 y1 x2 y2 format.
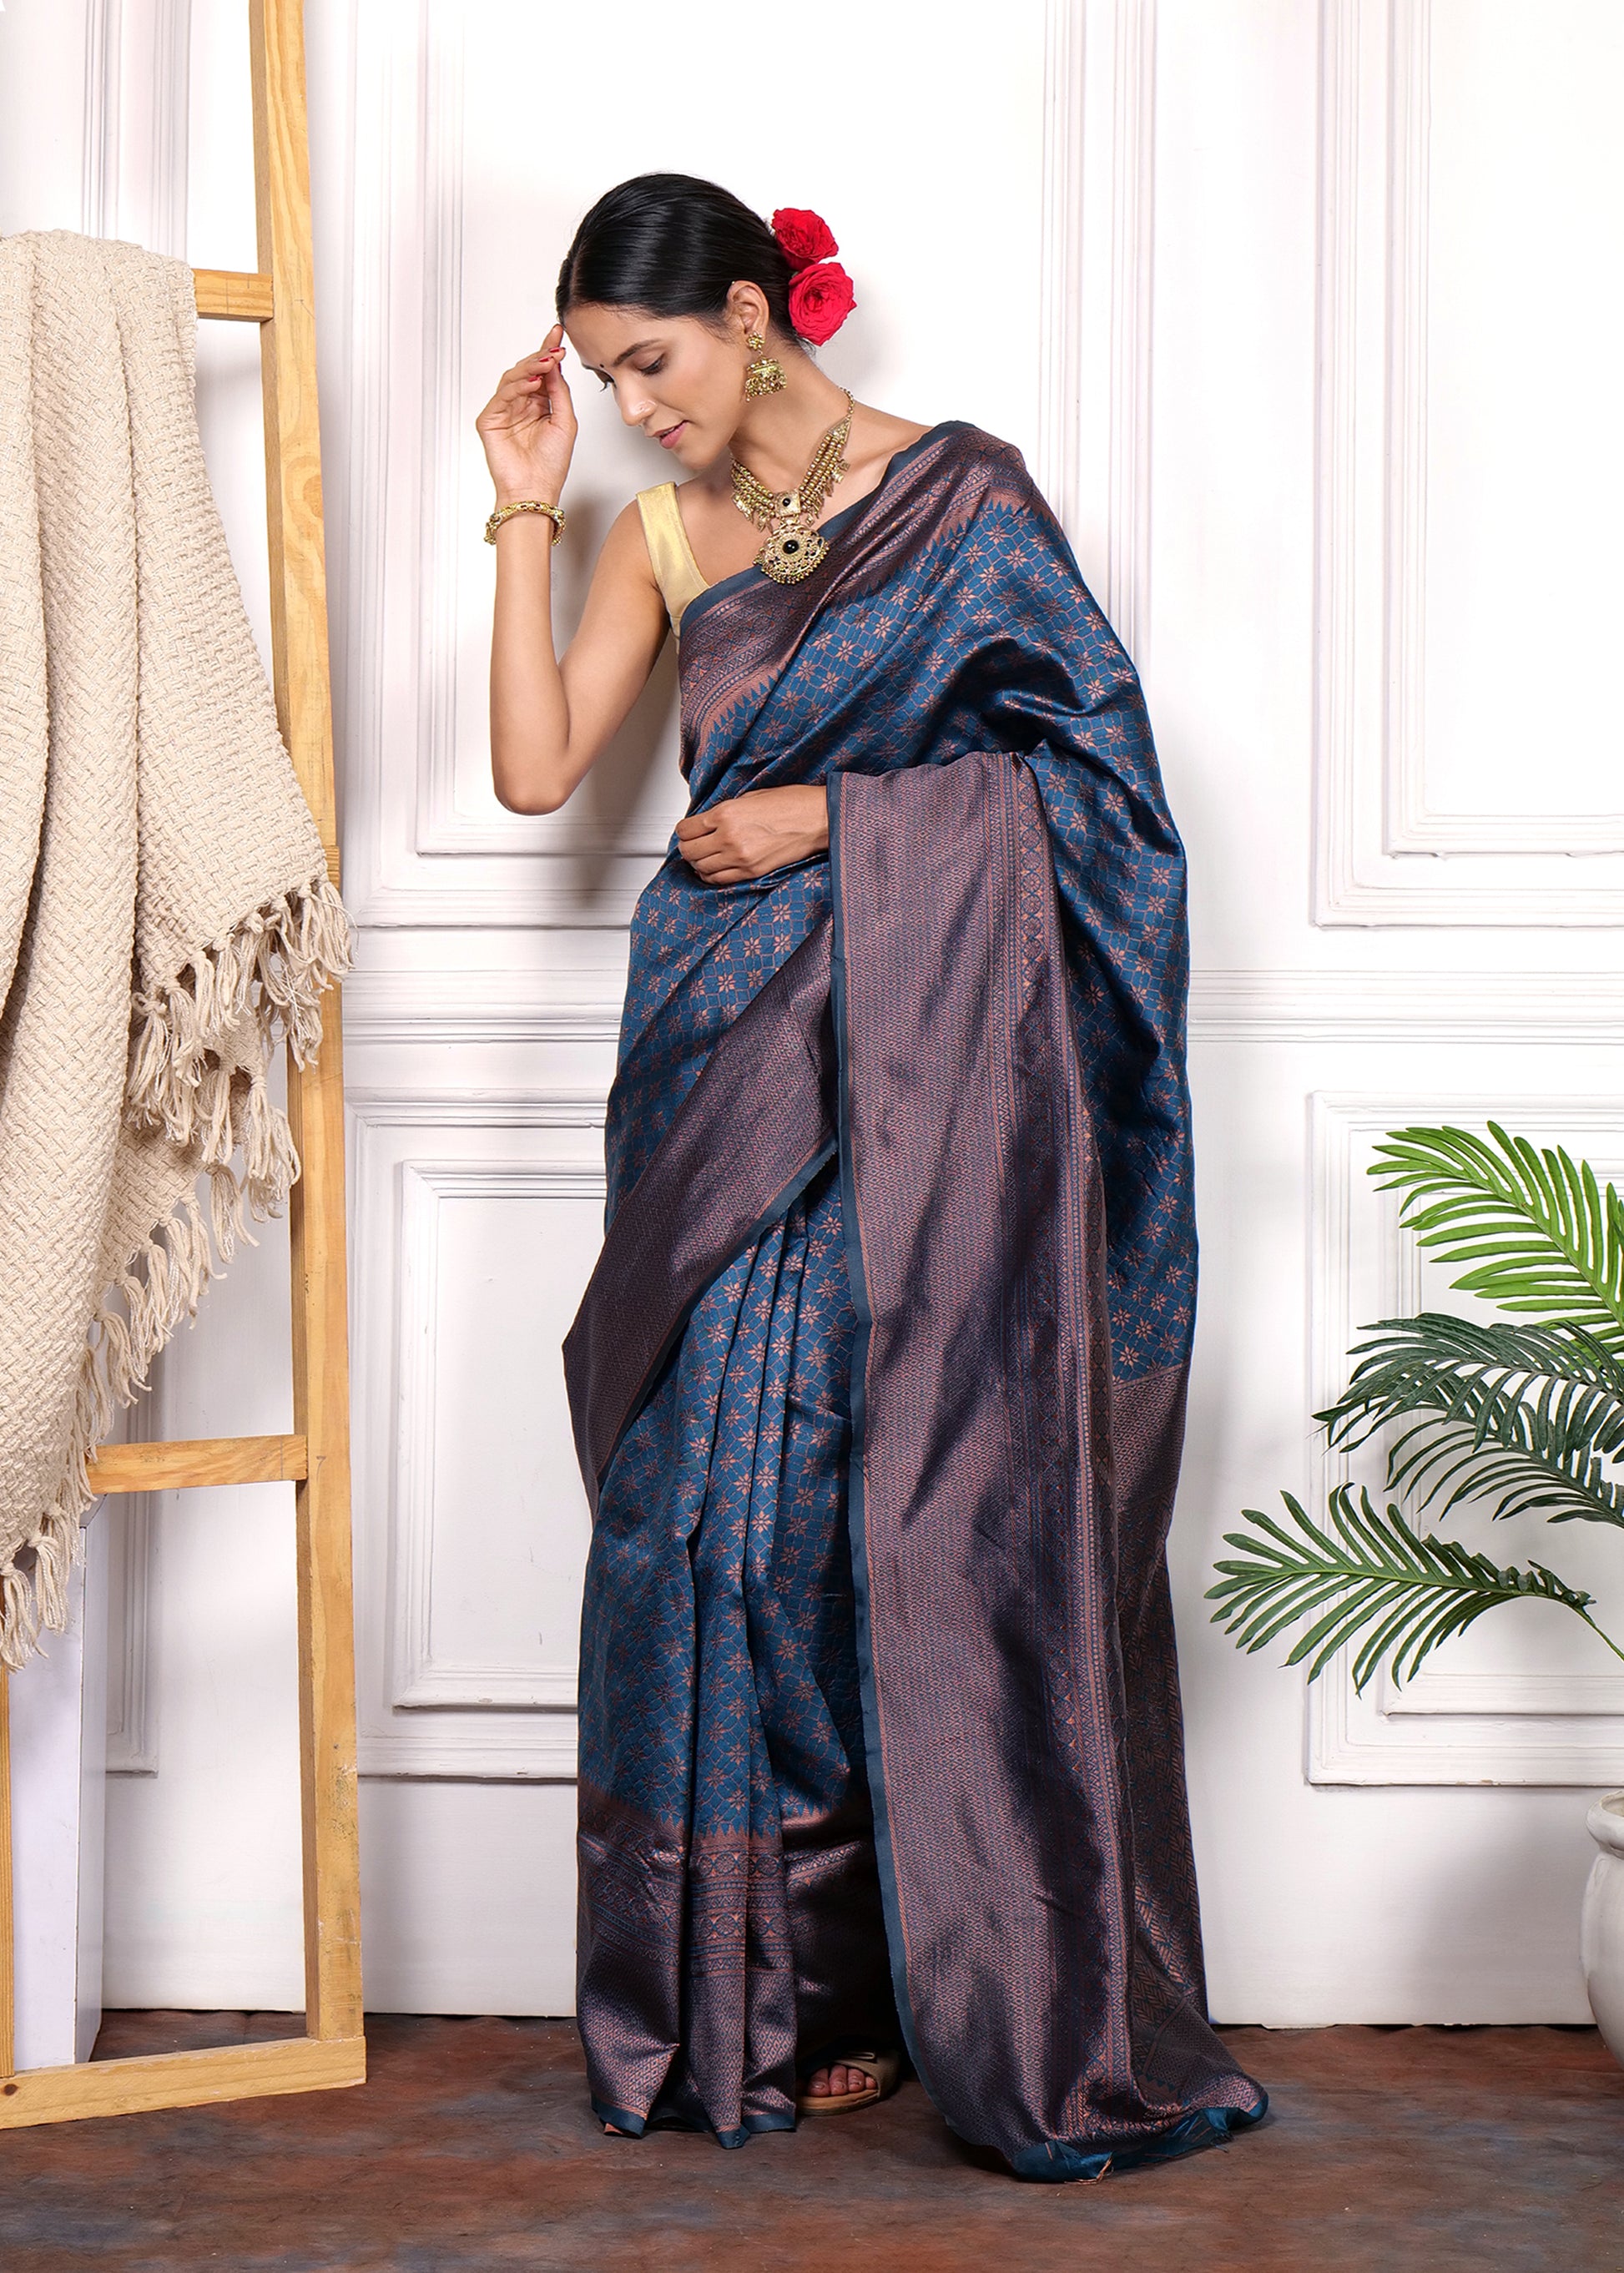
478 173 1265 2180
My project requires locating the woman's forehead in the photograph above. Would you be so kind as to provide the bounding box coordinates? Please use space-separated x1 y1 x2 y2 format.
563 305 676 365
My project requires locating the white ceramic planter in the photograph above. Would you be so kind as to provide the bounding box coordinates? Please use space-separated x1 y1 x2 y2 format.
1581 1793 1624 2063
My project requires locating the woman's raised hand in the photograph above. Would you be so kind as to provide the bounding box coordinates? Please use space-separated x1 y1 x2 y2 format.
476 322 577 507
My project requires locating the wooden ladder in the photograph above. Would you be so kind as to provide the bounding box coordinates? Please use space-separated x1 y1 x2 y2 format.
0 0 365 2125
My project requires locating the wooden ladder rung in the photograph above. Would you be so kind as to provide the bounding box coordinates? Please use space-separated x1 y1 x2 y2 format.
192 267 274 322
86 1434 309 1493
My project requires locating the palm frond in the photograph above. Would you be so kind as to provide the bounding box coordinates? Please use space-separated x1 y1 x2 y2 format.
1324 1316 1624 1440
1315 1313 1624 1528
1383 1420 1624 1527
1369 1125 1624 1351
1205 1484 1608 1691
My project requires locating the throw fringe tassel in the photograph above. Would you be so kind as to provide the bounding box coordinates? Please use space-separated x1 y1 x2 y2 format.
126 873 351 1163
0 872 351 1671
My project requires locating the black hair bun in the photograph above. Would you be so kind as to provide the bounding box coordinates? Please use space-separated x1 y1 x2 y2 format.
557 173 795 335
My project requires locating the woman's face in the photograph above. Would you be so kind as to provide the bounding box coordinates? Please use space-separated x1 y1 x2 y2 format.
563 302 754 470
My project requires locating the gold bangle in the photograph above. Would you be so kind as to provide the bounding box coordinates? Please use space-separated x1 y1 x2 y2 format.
485 499 566 546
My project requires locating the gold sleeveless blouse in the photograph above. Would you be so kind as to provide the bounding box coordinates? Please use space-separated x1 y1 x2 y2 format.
636 482 710 635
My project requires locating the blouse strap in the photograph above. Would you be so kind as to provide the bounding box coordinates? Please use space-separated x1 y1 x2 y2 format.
635 482 710 634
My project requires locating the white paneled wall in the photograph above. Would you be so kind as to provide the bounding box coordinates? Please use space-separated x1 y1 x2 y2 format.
346 1090 600 1774
1314 0 1624 918
3 0 1621 2024
1155 0 1624 2023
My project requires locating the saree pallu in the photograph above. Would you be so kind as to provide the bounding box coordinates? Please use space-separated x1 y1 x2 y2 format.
564 425 1266 2180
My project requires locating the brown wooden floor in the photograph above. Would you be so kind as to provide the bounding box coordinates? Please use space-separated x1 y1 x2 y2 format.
0 2014 1616 2270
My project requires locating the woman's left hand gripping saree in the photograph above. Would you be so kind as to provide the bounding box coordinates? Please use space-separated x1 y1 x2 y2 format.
563 426 1266 2177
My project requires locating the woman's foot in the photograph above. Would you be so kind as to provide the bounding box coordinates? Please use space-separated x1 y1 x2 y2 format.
795 2046 900 2116
800 2060 880 2106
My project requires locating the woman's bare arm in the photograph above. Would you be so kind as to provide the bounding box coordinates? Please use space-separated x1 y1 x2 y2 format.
489 497 667 814
479 322 826 863
479 327 667 814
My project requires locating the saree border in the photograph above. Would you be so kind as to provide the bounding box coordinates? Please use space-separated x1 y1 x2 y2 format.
566 916 840 1509
589 1136 836 1505
825 765 936 2118
827 758 1268 2178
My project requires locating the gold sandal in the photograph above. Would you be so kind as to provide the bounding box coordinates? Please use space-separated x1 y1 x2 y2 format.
794 2045 901 2119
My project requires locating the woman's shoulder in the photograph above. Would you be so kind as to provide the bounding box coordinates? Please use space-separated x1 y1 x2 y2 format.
855 406 1022 474
860 405 934 452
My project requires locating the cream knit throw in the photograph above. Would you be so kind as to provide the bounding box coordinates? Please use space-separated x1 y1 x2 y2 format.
0 231 351 1670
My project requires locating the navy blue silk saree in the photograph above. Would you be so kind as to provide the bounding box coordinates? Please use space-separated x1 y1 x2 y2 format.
564 424 1266 2180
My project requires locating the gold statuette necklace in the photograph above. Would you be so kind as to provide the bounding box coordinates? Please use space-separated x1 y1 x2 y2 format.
730 390 855 585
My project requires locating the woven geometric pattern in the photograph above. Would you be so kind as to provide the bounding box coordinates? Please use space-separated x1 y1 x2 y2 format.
567 426 1258 2172
0 232 349 1668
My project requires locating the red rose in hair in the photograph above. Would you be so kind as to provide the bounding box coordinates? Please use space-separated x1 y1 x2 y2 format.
788 260 855 345
771 207 839 270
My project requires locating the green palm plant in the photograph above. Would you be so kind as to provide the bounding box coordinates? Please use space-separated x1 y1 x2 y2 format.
1209 1124 1624 1691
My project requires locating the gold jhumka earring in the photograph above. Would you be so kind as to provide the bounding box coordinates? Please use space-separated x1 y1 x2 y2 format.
743 332 786 399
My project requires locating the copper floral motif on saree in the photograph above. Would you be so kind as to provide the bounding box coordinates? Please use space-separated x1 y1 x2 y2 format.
564 425 1267 2179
